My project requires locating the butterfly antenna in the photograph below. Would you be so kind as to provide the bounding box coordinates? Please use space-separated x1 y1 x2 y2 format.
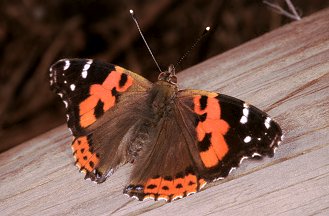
175 26 210 69
130 9 163 73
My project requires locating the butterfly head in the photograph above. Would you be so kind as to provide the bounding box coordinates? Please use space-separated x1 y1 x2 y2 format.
158 64 177 85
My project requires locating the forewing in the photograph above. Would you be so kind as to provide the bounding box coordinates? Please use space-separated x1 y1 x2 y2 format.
177 89 283 181
50 58 150 135
49 59 152 182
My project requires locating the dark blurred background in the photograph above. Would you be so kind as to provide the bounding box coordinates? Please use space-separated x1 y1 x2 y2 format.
0 0 328 152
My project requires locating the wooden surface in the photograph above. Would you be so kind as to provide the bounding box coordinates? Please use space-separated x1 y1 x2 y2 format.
1 8 329 216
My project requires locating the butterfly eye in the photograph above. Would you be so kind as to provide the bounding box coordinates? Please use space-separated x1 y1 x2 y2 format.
158 72 177 85
158 72 166 81
158 72 171 82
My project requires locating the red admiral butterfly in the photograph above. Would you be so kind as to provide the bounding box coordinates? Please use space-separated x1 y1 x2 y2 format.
49 59 282 201
49 10 282 202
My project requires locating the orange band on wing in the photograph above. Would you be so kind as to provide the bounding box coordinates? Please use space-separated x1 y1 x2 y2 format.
172 177 185 197
113 66 133 92
184 173 198 193
72 136 99 172
144 177 162 194
199 146 219 168
79 96 98 127
78 68 133 128
158 178 175 197
194 95 230 168
130 169 207 201
212 129 229 160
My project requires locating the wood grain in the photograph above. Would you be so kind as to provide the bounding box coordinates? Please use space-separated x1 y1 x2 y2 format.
1 8 329 216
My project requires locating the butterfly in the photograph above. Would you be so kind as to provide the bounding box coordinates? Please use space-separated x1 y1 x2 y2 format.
49 58 283 202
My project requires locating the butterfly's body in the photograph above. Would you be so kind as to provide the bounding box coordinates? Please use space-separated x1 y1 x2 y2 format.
148 80 177 120
50 58 283 202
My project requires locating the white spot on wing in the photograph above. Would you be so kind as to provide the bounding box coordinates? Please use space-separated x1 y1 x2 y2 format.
70 84 76 91
240 103 250 124
83 64 91 71
243 107 249 117
76 163 81 169
199 181 207 189
186 191 196 196
213 176 224 182
173 195 183 201
144 196 155 201
82 71 88 78
64 60 70 70
229 167 236 174
63 101 68 108
252 152 261 157
158 197 168 201
265 117 271 129
58 93 63 98
240 116 248 124
244 136 251 143
81 59 93 79
239 156 248 164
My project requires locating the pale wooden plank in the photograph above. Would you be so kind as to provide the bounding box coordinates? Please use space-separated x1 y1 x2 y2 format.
1 7 329 216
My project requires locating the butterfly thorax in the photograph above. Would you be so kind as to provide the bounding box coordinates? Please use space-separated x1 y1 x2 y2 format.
148 80 178 120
